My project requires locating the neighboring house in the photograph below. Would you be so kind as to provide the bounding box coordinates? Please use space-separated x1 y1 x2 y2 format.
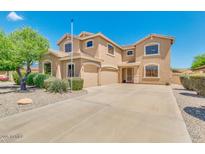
192 65 205 74
171 68 192 85
39 32 174 87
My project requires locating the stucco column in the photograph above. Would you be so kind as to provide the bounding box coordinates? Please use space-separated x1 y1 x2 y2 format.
98 67 101 86
80 65 84 79
119 67 122 83
134 66 140 83
56 64 62 79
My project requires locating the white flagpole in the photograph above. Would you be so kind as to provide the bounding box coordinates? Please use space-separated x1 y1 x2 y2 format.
70 19 74 92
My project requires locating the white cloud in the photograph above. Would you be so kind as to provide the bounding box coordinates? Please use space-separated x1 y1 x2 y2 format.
7 11 23 21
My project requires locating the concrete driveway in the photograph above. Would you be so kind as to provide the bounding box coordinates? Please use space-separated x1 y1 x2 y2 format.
0 84 191 142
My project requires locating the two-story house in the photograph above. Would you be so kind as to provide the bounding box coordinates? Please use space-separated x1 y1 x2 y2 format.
39 31 174 87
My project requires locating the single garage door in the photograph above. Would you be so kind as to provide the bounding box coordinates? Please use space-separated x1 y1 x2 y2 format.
101 68 118 85
83 64 98 87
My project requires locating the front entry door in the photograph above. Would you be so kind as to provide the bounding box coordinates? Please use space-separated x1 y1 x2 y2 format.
126 68 134 83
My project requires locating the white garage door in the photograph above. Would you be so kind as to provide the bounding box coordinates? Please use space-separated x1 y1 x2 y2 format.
83 65 98 87
101 68 118 85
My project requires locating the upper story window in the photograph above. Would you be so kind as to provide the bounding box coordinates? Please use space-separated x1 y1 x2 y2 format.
144 64 159 78
86 40 93 48
127 50 134 56
107 44 115 56
144 43 160 56
65 43 72 53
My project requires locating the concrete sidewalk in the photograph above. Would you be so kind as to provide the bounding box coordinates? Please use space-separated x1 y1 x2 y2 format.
0 84 191 142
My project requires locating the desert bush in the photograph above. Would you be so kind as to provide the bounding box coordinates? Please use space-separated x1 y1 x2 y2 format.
180 74 192 90
26 72 38 85
189 74 205 96
165 82 170 86
12 71 25 85
47 78 69 93
68 77 84 91
180 74 205 96
33 73 49 88
44 77 56 90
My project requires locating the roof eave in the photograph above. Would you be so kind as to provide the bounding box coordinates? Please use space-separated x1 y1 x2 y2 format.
80 32 123 50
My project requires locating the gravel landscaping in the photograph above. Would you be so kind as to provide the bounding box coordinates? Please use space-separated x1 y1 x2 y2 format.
172 84 205 143
0 86 87 119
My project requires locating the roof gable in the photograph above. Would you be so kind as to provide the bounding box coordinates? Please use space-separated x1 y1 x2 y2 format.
133 34 175 46
78 31 94 37
57 34 80 45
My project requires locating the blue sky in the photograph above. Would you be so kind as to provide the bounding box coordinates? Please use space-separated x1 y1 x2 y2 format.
0 11 205 68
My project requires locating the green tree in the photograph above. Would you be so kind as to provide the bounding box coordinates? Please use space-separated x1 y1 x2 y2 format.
0 31 17 71
191 53 205 69
0 27 49 90
9 27 49 90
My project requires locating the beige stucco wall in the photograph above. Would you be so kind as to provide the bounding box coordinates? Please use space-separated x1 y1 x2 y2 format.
122 49 136 62
134 37 172 84
61 58 82 79
98 37 122 68
80 37 100 58
59 37 80 53
171 73 182 85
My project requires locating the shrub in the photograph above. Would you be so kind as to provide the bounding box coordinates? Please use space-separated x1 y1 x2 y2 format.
47 78 69 93
12 71 25 85
26 72 38 85
180 74 205 96
68 77 84 91
44 77 56 90
180 74 193 90
180 74 194 90
189 74 205 96
165 82 170 86
33 73 49 88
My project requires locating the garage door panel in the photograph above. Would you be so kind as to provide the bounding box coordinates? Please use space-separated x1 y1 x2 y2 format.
101 68 118 85
84 65 98 87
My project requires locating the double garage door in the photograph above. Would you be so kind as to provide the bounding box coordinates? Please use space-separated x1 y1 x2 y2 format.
83 65 118 87
83 65 98 87
100 68 118 85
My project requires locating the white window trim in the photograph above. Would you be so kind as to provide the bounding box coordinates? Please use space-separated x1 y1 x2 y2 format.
64 41 73 53
42 60 52 76
144 42 160 56
85 39 94 49
126 50 134 57
66 62 75 78
106 43 115 57
143 63 160 78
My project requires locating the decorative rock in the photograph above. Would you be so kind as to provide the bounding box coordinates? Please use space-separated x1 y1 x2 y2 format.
17 98 33 105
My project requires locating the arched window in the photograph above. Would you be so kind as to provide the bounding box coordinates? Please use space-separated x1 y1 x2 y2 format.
144 64 159 78
43 61 52 75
